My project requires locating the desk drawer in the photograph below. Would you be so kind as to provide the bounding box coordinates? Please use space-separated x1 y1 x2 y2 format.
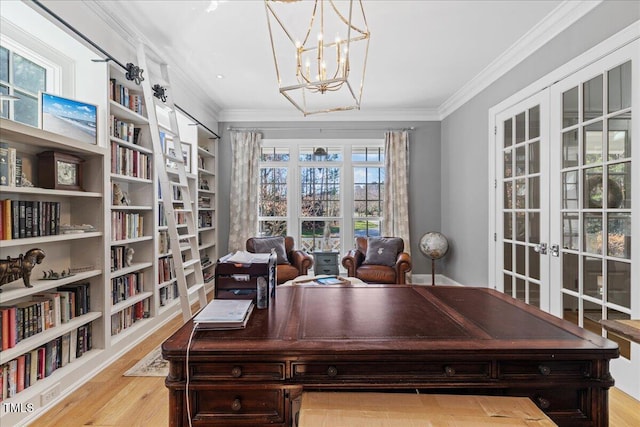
291 361 490 382
498 360 591 379
191 362 285 381
193 387 285 425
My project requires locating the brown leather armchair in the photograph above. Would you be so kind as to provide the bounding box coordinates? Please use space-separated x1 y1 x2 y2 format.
341 236 412 284
246 236 313 285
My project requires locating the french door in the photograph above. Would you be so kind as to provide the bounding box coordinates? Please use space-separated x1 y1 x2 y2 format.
493 39 639 397
495 91 550 311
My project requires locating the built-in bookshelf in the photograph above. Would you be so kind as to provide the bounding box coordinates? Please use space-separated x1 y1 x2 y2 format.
0 56 218 427
107 65 155 339
0 118 106 419
196 126 218 288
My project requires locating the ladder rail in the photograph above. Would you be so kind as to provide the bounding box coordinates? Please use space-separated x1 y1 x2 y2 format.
137 43 208 323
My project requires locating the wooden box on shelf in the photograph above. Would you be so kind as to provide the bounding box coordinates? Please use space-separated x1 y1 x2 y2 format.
37 151 84 191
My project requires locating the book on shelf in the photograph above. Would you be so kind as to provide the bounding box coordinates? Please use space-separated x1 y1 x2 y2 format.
193 299 254 330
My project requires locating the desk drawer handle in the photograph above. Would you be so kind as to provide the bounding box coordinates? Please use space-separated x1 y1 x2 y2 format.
444 366 456 376
538 365 551 376
536 396 550 410
327 366 338 377
231 366 242 378
231 398 242 411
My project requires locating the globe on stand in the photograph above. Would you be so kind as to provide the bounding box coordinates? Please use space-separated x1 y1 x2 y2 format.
419 232 449 286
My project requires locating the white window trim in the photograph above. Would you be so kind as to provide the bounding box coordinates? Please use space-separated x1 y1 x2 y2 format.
261 138 384 252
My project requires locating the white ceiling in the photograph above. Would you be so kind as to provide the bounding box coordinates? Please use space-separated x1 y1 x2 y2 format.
89 0 592 121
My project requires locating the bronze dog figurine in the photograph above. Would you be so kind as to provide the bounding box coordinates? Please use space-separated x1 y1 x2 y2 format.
0 248 46 291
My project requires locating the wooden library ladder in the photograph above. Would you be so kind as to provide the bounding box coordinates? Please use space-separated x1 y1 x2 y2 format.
137 43 208 322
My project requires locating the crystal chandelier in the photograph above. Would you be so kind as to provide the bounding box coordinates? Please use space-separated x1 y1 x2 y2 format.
265 0 370 116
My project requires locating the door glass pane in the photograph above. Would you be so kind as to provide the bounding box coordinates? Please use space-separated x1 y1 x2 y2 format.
504 150 513 178
528 177 539 209
300 220 341 252
528 212 540 244
583 300 602 335
563 253 579 291
607 308 631 359
515 212 525 241
516 244 525 275
515 179 526 209
504 213 512 239
515 145 526 176
504 118 513 147
504 182 513 209
515 112 526 143
515 277 526 302
607 260 630 308
584 122 603 164
607 213 631 259
504 242 512 271
608 115 631 160
563 293 579 325
562 129 579 167
529 105 540 139
529 247 540 280
563 213 579 250
608 162 631 209
529 282 540 307
584 166 603 209
583 256 603 298
584 213 603 254
608 60 631 113
583 75 603 120
504 274 513 296
563 86 579 127
529 141 539 173
563 171 579 209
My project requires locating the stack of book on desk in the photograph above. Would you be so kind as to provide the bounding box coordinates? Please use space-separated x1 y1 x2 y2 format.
193 299 254 330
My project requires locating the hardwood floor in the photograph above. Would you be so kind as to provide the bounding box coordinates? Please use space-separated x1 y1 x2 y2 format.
30 309 640 427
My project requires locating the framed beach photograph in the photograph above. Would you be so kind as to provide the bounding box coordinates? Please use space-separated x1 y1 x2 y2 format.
40 92 98 145
165 138 192 173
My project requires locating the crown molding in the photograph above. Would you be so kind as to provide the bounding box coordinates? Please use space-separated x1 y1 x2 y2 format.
219 107 441 123
438 0 602 120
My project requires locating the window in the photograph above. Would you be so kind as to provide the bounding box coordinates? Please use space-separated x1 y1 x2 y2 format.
258 140 384 254
0 44 48 126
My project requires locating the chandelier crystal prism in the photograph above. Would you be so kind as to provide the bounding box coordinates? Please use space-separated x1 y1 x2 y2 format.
265 0 370 116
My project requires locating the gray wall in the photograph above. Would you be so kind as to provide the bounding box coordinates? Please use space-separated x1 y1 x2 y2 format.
440 1 640 285
218 121 441 274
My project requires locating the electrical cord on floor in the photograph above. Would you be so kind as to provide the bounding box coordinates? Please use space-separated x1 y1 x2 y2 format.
186 322 199 427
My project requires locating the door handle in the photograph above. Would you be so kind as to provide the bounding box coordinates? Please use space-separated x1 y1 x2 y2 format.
550 244 560 257
534 243 547 255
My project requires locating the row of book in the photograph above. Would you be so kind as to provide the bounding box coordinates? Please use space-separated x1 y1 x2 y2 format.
1 283 91 351
109 78 144 116
110 245 133 272
110 142 152 179
199 211 213 228
159 283 179 307
110 299 150 336
111 211 145 241
0 199 61 240
0 324 93 401
109 115 141 145
0 143 22 188
158 256 175 284
111 272 144 305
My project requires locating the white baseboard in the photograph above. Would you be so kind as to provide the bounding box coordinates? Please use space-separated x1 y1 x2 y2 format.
411 274 463 286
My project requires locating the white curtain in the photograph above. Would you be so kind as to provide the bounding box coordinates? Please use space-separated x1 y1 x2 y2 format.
383 131 411 255
228 131 262 252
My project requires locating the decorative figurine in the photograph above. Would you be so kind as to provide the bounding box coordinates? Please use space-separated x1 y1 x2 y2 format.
125 247 135 266
0 248 46 291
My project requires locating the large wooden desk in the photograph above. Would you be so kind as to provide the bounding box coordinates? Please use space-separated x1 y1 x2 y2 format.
162 285 618 427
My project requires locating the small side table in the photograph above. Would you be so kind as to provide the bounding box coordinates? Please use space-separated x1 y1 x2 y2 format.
313 251 340 276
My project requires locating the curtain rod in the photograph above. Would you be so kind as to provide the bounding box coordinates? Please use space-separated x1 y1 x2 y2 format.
31 0 220 140
226 126 415 132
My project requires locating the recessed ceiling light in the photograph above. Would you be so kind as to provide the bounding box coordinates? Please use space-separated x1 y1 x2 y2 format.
216 74 224 79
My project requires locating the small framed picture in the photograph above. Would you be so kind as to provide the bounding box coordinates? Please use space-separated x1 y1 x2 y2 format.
182 143 192 174
40 92 98 145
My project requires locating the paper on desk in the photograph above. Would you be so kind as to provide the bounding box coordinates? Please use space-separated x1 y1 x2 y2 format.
226 250 272 264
